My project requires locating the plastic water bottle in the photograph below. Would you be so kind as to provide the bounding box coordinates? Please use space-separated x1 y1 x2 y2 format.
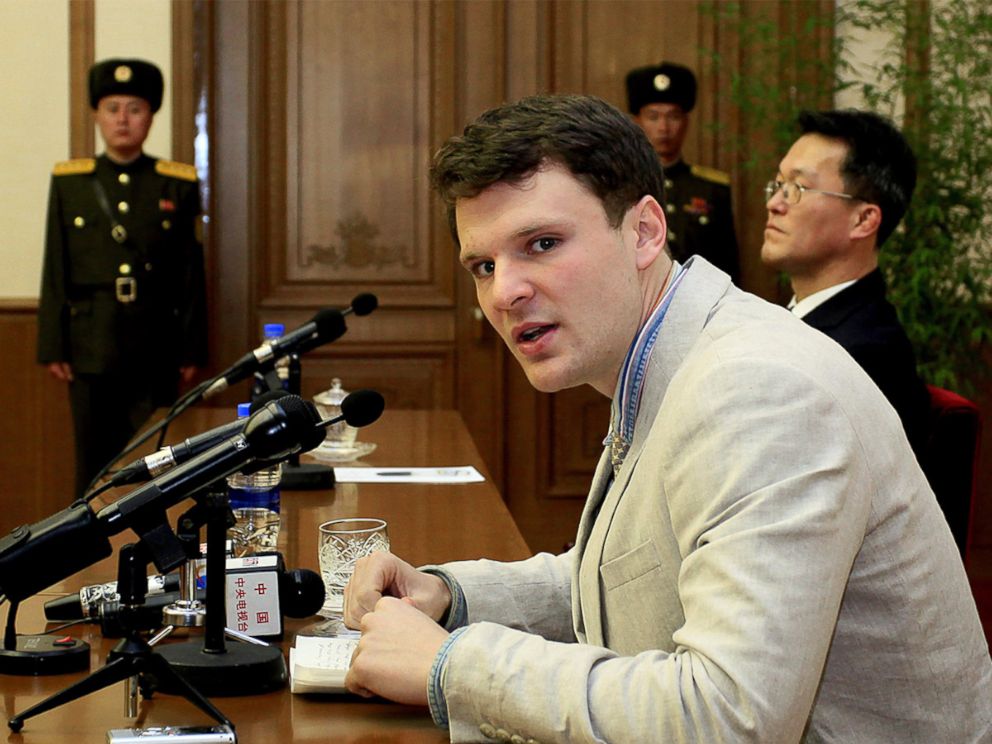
227 402 282 557
251 323 290 399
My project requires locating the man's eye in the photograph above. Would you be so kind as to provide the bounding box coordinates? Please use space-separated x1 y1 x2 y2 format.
472 260 495 278
531 237 557 253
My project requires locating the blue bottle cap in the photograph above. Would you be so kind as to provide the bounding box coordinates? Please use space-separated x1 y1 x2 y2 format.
237 402 251 418
262 323 285 339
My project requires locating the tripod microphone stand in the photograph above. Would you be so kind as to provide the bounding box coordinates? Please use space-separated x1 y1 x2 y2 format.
150 489 287 696
7 542 232 733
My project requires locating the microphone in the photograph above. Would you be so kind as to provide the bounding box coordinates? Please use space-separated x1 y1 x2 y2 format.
325 388 385 428
343 292 377 318
44 566 325 636
42 573 182 621
109 391 291 487
0 396 322 601
97 396 322 540
238 389 383 476
202 294 378 400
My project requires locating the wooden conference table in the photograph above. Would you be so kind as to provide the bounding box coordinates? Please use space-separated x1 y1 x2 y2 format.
3 409 531 743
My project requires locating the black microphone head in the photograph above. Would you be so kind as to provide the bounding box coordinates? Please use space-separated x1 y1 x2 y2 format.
341 389 385 428
249 388 290 412
311 308 346 341
350 293 378 316
279 568 326 618
244 395 322 460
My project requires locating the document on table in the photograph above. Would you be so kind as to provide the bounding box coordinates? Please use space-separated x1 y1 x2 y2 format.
290 632 360 694
333 466 485 484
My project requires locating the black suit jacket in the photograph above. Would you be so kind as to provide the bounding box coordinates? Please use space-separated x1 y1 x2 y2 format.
800 269 930 458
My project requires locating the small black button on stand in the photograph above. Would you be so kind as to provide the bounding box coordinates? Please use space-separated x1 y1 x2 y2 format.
7 543 233 734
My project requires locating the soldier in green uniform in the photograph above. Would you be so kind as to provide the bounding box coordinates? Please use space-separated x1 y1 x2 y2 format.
626 61 740 284
37 58 207 498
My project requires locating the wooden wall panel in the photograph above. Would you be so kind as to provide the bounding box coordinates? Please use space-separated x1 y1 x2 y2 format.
0 303 75 536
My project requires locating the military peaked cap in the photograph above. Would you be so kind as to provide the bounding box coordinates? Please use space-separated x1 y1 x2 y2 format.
625 61 697 114
89 58 164 112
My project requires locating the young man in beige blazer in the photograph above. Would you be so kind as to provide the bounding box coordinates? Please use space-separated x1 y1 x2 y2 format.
341 95 992 743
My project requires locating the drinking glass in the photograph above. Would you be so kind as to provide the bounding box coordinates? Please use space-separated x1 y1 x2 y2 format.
318 518 389 617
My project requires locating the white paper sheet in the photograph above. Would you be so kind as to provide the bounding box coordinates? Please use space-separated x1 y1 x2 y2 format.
332 466 485 484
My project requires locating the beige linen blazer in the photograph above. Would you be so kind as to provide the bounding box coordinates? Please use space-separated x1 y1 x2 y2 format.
441 259 992 743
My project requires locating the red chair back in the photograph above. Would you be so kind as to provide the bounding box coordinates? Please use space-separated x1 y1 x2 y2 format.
921 385 982 558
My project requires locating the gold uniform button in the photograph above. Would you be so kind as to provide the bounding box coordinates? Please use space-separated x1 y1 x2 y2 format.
73 216 85 228
510 736 526 744
118 173 130 185
669 230 678 243
495 729 511 742
118 201 129 214
119 263 132 275
665 203 676 214
664 179 674 189
699 215 709 226
145 262 153 271
162 219 172 230
479 723 497 738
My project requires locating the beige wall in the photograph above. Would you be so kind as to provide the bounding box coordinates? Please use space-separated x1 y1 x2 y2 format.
0 0 171 299
0 0 70 299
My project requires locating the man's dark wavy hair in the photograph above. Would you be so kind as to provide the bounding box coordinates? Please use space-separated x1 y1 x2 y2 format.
430 94 665 247
797 109 916 247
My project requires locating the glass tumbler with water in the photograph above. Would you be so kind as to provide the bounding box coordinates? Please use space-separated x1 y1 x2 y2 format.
227 402 282 557
318 518 389 617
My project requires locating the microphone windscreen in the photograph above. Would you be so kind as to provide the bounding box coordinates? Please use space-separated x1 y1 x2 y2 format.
249 389 290 412
341 389 385 428
350 293 378 316
275 395 322 427
279 568 326 618
310 308 346 342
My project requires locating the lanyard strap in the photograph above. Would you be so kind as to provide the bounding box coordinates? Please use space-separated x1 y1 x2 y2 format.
90 176 129 244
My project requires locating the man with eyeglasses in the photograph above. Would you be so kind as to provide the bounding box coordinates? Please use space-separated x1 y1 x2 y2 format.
762 109 930 458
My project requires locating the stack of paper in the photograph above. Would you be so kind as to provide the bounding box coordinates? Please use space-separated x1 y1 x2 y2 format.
289 632 360 694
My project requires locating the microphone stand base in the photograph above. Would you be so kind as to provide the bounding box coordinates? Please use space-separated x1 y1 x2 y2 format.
152 640 286 696
279 462 334 490
0 635 90 676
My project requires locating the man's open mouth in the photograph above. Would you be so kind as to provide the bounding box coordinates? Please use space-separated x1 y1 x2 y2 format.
519 325 555 343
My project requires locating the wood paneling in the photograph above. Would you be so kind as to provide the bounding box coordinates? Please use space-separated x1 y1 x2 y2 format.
0 303 75 535
68 0 94 158
207 0 460 404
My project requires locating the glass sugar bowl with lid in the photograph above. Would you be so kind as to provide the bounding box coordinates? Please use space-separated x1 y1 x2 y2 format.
312 377 377 462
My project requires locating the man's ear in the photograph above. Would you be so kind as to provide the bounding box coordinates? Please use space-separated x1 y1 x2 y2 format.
632 195 668 270
851 203 882 241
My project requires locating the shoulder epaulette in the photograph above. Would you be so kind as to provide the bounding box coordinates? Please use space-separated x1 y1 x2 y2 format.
691 164 731 186
155 159 198 183
52 158 96 177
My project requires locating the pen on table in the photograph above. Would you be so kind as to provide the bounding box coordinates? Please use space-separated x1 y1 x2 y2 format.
376 471 412 476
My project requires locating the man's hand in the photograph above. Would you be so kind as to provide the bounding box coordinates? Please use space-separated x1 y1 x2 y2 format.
345 596 449 704
343 552 451 629
46 362 73 382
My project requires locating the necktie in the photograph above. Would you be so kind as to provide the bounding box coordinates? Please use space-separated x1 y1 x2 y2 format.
609 432 629 476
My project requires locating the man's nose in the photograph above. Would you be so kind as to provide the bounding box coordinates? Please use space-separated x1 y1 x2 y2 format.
491 263 533 310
